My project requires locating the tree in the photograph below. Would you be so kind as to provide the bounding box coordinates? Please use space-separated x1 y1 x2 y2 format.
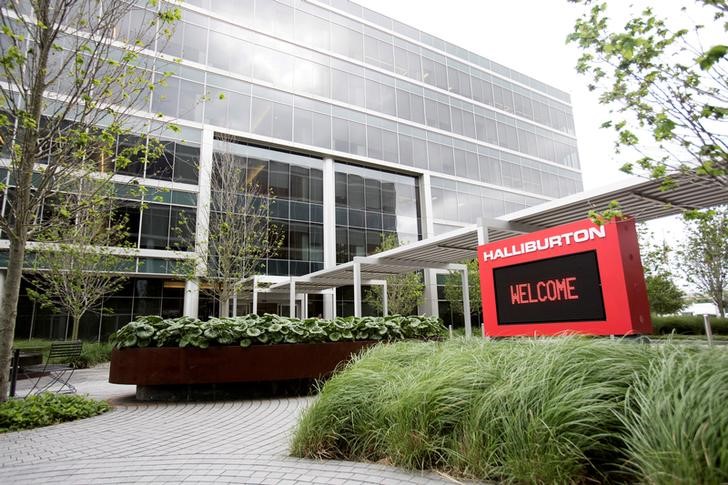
186 143 284 318
638 224 686 314
26 180 133 340
567 1 727 186
679 206 728 317
0 1 180 400
645 274 686 315
364 234 424 315
443 259 481 323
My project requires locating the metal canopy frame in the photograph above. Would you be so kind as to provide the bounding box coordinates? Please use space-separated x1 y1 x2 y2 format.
248 172 727 337
258 225 487 337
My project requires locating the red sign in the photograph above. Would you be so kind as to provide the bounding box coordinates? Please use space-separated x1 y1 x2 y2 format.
477 218 651 337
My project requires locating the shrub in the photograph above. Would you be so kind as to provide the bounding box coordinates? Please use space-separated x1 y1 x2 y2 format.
652 314 728 335
291 338 728 484
0 393 110 433
71 342 114 369
109 314 445 349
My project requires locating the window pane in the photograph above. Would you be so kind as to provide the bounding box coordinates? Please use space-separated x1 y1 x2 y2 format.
140 205 170 250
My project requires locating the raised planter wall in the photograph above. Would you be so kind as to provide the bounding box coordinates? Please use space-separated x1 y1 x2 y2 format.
109 341 375 386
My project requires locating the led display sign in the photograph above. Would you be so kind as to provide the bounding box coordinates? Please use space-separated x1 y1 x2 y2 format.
478 218 651 337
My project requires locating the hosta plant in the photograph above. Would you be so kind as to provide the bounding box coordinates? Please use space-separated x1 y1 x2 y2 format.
110 314 445 349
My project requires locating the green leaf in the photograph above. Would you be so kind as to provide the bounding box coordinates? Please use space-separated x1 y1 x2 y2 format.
697 44 727 70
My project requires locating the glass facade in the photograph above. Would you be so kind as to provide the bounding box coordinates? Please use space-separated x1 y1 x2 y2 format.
212 141 325 276
335 162 420 263
142 0 582 205
4 0 585 336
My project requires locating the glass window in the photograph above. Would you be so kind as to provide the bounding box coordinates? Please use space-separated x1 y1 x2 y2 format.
310 168 323 203
310 224 323 262
151 76 179 119
140 204 170 250
173 143 199 184
366 211 382 231
422 54 447 90
146 141 174 181
169 206 195 251
335 173 347 206
366 230 381 254
178 78 204 123
272 102 292 141
290 166 309 202
348 228 366 258
330 23 363 61
182 22 207 64
347 174 364 209
348 209 364 228
289 222 309 261
365 179 381 211
294 108 314 147
294 57 330 98
246 158 268 190
336 226 348 263
208 32 242 75
115 202 141 246
115 135 145 177
295 10 330 51
269 161 289 199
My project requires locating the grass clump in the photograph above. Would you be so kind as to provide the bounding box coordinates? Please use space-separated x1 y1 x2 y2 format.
0 393 110 433
621 347 728 484
291 337 728 484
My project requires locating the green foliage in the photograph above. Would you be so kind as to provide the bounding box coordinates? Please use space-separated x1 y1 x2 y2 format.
638 224 686 315
645 274 686 314
71 342 114 369
588 200 625 225
620 348 728 484
26 181 134 340
12 340 114 368
679 207 728 317
0 393 109 433
364 234 424 315
292 338 728 484
652 314 728 335
109 314 446 349
442 259 481 317
567 1 728 184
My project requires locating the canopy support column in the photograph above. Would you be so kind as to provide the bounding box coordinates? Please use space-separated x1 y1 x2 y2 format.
252 275 258 315
289 277 296 318
382 280 388 316
461 267 471 338
353 261 362 317
302 294 309 319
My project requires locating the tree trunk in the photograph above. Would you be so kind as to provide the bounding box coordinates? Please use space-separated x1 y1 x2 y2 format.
0 237 28 402
219 297 230 318
71 314 82 341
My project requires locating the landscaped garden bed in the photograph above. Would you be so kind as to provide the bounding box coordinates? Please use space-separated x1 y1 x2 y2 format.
108 314 445 390
291 337 728 484
0 394 110 433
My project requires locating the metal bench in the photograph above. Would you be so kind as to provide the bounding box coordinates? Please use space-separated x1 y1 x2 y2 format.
23 340 83 395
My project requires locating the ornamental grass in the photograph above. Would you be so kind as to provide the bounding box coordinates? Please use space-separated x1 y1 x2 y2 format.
291 337 728 484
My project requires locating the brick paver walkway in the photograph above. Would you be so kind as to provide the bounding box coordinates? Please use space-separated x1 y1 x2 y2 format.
2 366 455 484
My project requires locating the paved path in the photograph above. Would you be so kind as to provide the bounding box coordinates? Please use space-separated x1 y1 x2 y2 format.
2 366 455 484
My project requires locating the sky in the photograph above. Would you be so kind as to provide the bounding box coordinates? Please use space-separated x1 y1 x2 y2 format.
355 0 691 250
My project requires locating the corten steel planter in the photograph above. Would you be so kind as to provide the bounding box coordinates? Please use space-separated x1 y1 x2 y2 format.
109 340 376 386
